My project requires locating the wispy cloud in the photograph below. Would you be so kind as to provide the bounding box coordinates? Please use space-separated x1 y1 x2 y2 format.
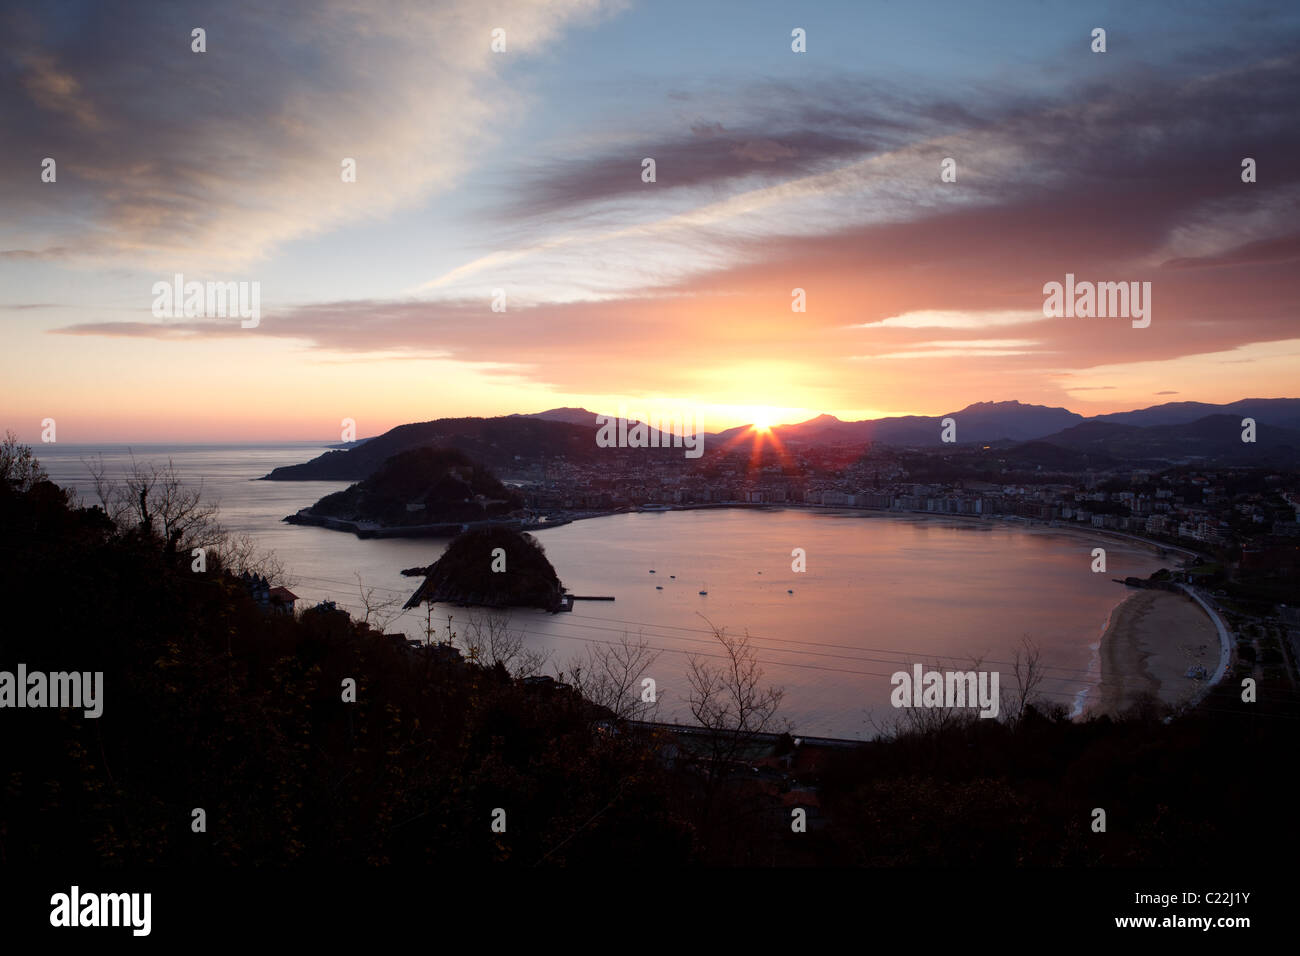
855 311 1048 330
0 0 617 271
10 3 1300 430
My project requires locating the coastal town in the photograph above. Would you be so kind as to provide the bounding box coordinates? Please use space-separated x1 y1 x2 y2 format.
513 437 1299 697
518 439 1300 563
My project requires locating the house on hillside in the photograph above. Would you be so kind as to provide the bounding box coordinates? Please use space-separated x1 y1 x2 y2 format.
267 586 298 614
239 572 298 614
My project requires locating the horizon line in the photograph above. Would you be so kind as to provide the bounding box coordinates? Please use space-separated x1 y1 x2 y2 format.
10 394 1298 446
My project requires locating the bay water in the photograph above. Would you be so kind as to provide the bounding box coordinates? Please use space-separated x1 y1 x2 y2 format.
36 443 1165 739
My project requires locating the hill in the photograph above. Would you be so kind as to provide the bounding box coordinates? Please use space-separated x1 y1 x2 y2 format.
514 407 602 427
1037 414 1300 465
402 526 564 611
1094 397 1300 430
297 447 522 528
265 416 599 479
264 413 688 480
714 400 1083 447
263 398 1300 481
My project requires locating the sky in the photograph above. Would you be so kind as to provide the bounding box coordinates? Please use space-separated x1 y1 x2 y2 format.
2 0 1298 442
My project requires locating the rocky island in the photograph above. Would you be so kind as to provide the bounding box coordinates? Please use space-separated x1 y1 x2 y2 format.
402 526 565 611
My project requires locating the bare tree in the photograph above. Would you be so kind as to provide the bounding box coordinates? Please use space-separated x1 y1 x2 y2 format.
681 619 789 853
87 455 218 551
869 653 988 740
84 453 286 582
459 611 550 678
686 618 787 783
1004 635 1046 726
566 631 662 722
354 573 405 633
214 529 288 584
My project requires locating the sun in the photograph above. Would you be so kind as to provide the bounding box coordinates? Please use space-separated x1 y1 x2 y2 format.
711 403 810 435
736 405 782 433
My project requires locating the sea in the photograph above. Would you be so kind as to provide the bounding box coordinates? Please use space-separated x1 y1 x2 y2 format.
35 442 1167 740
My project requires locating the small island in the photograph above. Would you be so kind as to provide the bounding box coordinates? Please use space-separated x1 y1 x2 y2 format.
403 526 566 612
284 447 524 537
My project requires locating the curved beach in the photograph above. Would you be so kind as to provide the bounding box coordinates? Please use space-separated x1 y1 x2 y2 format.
1092 589 1220 716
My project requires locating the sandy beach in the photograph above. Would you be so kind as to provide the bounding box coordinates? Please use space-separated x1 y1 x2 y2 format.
1092 589 1220 716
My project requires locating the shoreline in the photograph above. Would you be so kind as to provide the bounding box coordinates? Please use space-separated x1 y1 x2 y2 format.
286 501 1221 719
1090 588 1221 717
534 501 1198 560
566 504 1226 719
281 510 584 538
285 498 1200 566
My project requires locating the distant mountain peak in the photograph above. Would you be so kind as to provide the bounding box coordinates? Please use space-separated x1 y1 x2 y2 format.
533 406 590 417
518 407 598 426
955 399 1056 412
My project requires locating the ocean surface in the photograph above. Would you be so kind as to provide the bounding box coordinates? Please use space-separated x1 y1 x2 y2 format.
36 443 1167 739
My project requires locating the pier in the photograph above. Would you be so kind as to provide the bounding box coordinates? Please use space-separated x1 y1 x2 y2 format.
555 593 616 612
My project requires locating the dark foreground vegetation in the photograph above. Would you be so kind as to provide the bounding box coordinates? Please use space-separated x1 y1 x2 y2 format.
2 438 1297 867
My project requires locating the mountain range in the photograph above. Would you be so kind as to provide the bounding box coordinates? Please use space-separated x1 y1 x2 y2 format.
262 398 1300 479
709 398 1300 447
